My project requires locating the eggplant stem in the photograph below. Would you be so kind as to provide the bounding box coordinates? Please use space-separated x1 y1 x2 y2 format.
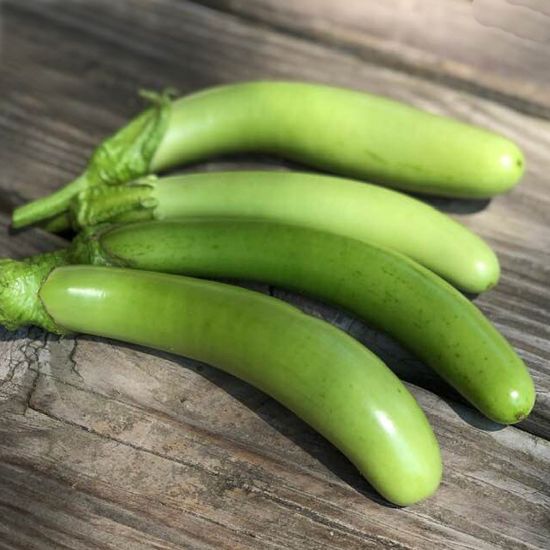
11 175 88 229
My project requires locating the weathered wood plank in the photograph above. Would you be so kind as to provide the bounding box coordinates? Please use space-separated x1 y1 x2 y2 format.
0 1 549 547
1 334 549 549
197 0 550 117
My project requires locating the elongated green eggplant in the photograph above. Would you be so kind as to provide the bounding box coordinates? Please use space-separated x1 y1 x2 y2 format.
60 220 534 425
0 259 441 506
11 81 525 229
67 171 500 294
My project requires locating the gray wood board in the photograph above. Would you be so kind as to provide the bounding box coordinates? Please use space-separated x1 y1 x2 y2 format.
197 0 550 118
0 0 549 548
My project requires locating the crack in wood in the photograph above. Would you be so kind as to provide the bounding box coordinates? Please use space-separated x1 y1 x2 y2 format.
22 369 40 415
66 338 82 381
1 329 40 382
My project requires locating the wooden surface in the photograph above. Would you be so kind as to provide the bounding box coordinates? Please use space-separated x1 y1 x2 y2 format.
1 1 549 548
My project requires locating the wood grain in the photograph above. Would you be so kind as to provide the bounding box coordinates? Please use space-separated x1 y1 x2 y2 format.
0 0 549 548
197 0 550 118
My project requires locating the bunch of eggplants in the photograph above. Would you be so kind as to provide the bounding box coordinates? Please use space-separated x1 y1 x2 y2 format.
2 82 534 506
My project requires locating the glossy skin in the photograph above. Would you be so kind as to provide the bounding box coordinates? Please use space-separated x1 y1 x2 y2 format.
91 220 535 425
144 171 498 293
11 81 525 230
153 82 525 197
39 266 442 506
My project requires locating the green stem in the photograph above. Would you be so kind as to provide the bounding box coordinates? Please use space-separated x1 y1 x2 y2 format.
42 212 73 233
11 175 89 229
11 90 172 230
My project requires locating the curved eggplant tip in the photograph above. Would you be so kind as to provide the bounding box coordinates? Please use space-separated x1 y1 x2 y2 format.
475 253 501 293
360 426 443 507
460 249 501 295
378 458 443 507
484 382 536 425
493 140 526 194
508 386 536 424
